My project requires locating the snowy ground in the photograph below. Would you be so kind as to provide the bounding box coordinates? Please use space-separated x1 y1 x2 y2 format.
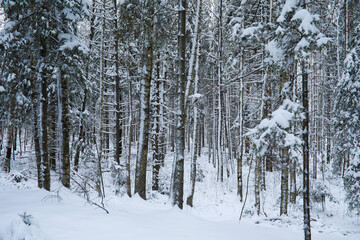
1 150 359 240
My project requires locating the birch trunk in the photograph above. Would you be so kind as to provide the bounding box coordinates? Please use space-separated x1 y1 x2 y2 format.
186 0 202 206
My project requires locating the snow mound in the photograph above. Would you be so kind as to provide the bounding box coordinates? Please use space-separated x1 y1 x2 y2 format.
1 212 47 240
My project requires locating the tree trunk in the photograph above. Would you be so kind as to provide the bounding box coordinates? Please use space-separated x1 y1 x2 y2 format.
152 55 161 191
49 93 57 171
217 0 223 183
30 64 43 188
74 0 95 172
135 8 154 199
126 72 133 197
171 0 186 209
97 0 107 199
237 76 244 201
255 156 261 215
114 0 122 165
4 98 15 173
302 61 311 240
280 148 289 215
18 127 21 156
289 156 297 204
74 89 86 172
41 56 50 190
60 69 70 188
186 0 201 207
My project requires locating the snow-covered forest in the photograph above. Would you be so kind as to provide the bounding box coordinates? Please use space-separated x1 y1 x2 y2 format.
0 0 360 239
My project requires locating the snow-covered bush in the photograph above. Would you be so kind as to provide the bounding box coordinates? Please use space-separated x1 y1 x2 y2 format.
111 162 127 196
8 172 28 183
310 179 333 204
1 212 46 240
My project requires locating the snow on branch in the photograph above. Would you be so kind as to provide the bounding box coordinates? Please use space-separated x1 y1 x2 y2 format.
291 9 319 35
247 99 302 155
58 33 88 54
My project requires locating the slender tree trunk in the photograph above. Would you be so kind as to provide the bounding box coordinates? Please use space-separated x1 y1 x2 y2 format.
4 98 15 173
186 0 201 207
135 10 154 199
18 127 21 156
49 96 57 171
302 61 311 240
30 64 43 188
255 156 261 215
152 55 162 191
97 0 107 199
237 76 244 201
217 0 223 182
289 156 297 204
171 0 186 209
114 0 122 165
280 148 289 215
60 68 70 188
126 72 133 197
74 89 86 172
279 70 290 214
13 127 17 152
41 57 50 190
74 0 95 172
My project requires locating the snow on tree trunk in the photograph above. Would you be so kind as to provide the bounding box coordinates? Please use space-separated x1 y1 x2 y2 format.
302 61 311 240
30 65 43 189
135 5 154 200
171 0 187 209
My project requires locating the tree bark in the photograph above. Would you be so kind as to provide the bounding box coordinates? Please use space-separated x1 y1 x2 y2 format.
114 0 122 165
4 98 15 173
171 0 186 209
30 64 43 188
152 56 162 191
302 61 311 240
135 7 154 199
255 156 261 215
41 49 50 190
60 69 70 188
280 148 289 215
126 71 133 197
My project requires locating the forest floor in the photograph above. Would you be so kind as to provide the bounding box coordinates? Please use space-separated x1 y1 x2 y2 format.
0 150 359 240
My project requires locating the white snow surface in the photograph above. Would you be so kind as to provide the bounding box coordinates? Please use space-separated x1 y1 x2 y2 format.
1 150 360 240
